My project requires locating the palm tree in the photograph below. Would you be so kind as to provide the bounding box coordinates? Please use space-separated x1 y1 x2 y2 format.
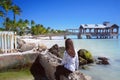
24 19 29 28
12 5 21 23
4 17 13 30
1 0 13 30
24 19 29 25
0 0 21 31
0 11 5 26
17 19 29 35
31 26 37 35
1 0 12 16
24 19 30 34
0 11 4 17
16 19 24 35
31 20 35 27
46 27 51 33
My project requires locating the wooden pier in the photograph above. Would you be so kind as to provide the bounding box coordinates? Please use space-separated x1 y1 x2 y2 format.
65 23 119 39
36 23 119 39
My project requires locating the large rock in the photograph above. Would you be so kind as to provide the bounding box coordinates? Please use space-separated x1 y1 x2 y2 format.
0 52 38 72
49 44 59 57
37 43 47 52
19 43 36 52
77 49 94 65
17 38 26 49
79 57 87 65
30 56 48 80
17 38 36 52
58 47 65 58
96 57 109 65
48 44 65 58
35 51 92 80
98 57 108 61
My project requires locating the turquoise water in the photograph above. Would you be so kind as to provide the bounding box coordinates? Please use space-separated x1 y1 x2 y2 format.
72 39 120 80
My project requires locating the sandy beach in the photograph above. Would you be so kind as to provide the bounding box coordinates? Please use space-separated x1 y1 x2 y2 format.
20 36 65 48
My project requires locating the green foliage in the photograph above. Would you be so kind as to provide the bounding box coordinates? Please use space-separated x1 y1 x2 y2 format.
0 28 5 31
0 11 4 17
31 20 35 27
31 24 47 35
24 19 29 24
31 24 65 35
0 0 21 31
12 4 21 23
0 0 13 13
3 17 13 30
17 19 28 35
0 0 13 30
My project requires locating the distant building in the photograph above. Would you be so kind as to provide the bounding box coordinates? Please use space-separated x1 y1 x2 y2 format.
79 23 119 39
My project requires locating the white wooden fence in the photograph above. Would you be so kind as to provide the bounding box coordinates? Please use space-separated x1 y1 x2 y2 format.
0 31 17 53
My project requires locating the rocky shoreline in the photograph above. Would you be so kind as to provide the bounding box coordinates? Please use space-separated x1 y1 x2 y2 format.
0 50 92 80
0 38 110 80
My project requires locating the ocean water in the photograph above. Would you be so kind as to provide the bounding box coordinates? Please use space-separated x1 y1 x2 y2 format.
73 39 120 80
40 36 120 80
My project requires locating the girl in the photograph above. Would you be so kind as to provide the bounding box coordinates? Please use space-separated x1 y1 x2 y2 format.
55 38 79 80
62 38 79 71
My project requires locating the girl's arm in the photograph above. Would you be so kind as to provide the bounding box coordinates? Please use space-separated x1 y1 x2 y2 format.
75 52 79 70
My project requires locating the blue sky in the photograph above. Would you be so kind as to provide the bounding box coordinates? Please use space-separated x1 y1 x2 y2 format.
1 0 120 30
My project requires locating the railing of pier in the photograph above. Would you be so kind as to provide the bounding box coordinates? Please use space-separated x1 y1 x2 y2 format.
0 31 17 53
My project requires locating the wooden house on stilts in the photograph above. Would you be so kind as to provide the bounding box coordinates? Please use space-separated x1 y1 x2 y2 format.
79 22 119 39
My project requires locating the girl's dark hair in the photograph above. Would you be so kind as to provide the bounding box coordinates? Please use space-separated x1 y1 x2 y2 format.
65 38 75 57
